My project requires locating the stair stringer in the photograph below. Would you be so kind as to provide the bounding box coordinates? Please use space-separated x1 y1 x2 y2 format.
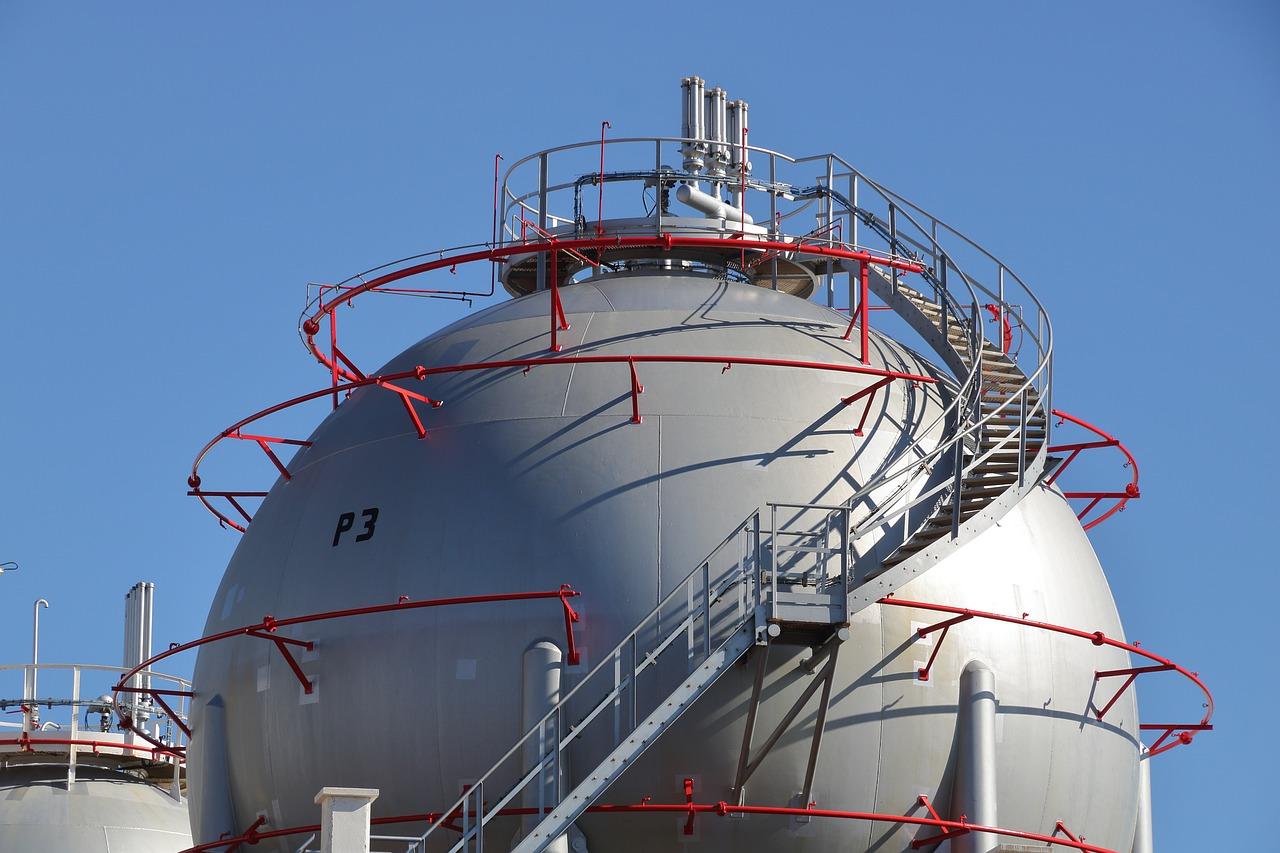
509 623 759 853
846 477 1046 611
835 261 1049 612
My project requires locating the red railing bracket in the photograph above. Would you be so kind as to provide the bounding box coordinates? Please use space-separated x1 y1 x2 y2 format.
843 376 893 436
628 359 644 424
560 584 582 666
1048 409 1141 530
1092 663 1174 721
682 777 697 836
882 597 1212 759
914 613 973 681
910 794 969 848
1054 820 1082 843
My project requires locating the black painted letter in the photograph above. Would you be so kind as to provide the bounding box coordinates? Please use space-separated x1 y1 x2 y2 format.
332 512 355 546
356 507 379 542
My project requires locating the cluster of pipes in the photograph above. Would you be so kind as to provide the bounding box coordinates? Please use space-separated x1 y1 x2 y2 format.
678 76 754 225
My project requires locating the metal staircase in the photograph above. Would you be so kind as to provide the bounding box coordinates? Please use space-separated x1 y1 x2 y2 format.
876 284 1047 570
824 178 1053 609
414 506 854 853
416 253 1051 853
415 147 1056 853
414 299 1048 851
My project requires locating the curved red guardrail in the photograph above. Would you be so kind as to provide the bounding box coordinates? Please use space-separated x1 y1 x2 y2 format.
109 587 582 755
296 234 925 383
177 232 932 534
188 355 937 532
179 793 1116 853
171 593 1208 853
1047 409 1141 531
878 596 1211 757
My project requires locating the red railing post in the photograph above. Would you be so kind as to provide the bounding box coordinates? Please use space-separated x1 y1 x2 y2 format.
860 260 870 364
628 358 644 424
549 242 568 352
914 613 973 681
559 584 581 666
328 307 339 410
596 121 611 236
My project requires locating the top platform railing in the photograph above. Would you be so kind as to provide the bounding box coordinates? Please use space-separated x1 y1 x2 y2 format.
0 660 189 795
497 133 1053 555
192 134 1065 550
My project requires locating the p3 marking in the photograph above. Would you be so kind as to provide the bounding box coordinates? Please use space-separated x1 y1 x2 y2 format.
333 508 379 546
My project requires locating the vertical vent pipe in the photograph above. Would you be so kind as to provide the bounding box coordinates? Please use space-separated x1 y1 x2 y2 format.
680 76 706 174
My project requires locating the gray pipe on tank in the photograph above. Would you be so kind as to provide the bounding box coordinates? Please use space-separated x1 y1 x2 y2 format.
522 641 569 853
704 87 729 198
1133 752 1153 853
954 661 998 853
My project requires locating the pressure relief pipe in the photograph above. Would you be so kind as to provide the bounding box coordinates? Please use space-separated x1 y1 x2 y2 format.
680 76 706 174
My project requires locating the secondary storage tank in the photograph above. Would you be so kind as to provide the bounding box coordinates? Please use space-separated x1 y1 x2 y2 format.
0 584 193 852
184 79 1178 853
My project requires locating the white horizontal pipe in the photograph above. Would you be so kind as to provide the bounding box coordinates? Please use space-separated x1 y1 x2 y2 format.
675 183 754 225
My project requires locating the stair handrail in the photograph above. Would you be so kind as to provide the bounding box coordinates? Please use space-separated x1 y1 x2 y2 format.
813 164 1053 551
499 136 1054 568
414 508 766 851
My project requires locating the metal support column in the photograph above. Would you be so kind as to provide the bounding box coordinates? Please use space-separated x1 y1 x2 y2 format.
954 661 998 853
67 666 80 788
732 645 770 804
799 644 840 807
536 153 549 291
1133 750 1153 853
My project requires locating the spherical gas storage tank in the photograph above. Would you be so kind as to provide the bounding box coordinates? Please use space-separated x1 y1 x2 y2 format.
187 267 1141 852
0 762 191 851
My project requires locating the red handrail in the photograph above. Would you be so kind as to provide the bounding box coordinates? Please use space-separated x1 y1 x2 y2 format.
879 595 1211 756
178 794 1117 853
167 593 1210 852
1047 409 1141 530
189 355 935 532
299 233 925 383
109 587 582 754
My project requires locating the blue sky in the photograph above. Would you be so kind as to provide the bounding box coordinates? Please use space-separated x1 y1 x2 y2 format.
1 2 1275 849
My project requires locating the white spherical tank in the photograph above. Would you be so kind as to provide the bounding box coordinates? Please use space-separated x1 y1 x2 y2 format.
0 763 192 852
180 81 1183 852
188 275 1139 851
